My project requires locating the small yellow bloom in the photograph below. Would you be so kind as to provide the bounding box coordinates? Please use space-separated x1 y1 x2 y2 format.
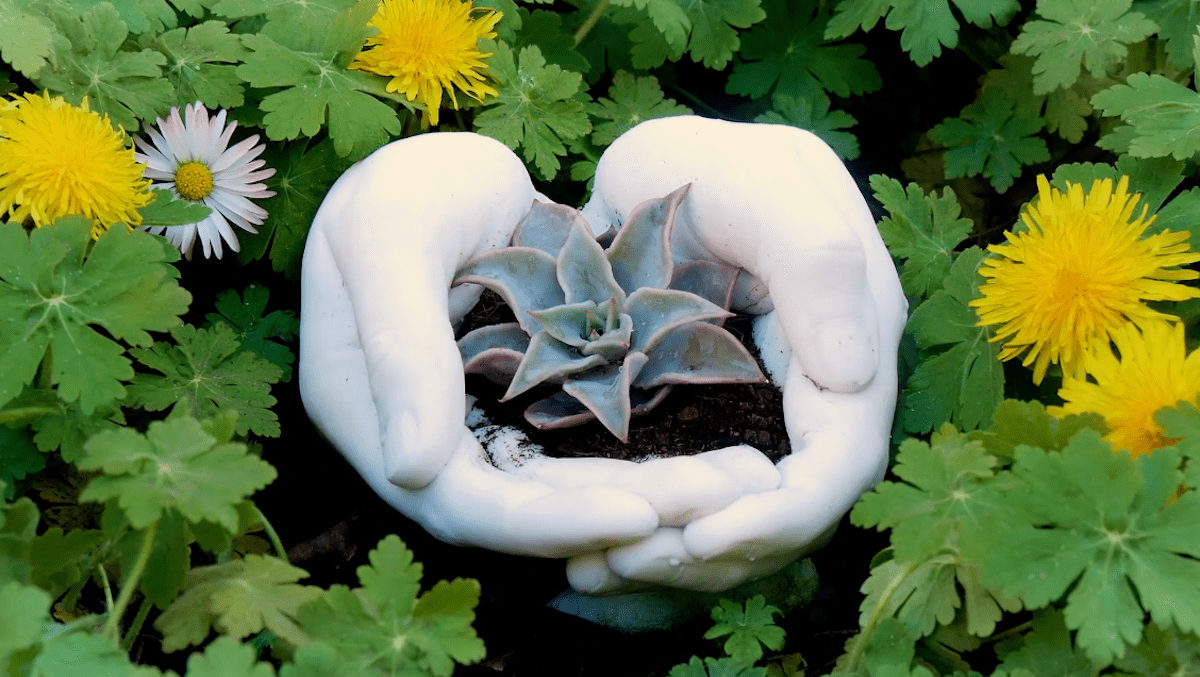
349 0 501 126
0 92 153 237
970 175 1200 384
1050 321 1200 457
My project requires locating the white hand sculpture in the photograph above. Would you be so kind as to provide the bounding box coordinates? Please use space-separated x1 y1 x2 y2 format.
561 116 908 592
299 133 661 557
298 119 906 593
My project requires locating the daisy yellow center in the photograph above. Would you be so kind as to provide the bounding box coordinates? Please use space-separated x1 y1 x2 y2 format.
0 92 152 236
175 161 214 201
349 0 501 126
970 175 1200 384
1050 321 1200 457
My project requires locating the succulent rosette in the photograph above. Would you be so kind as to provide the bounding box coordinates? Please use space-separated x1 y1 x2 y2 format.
454 185 766 440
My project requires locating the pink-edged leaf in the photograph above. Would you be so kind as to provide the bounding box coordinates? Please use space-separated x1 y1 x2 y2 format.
607 184 690 294
558 218 624 306
513 200 591 257
559 352 650 441
625 288 732 353
670 260 741 313
458 323 530 384
454 247 564 334
504 331 605 400
635 324 765 388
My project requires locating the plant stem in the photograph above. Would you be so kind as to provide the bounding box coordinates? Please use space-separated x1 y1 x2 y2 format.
121 597 153 652
97 563 115 613
669 86 730 120
843 559 920 674
573 0 610 47
252 503 289 561
103 521 157 642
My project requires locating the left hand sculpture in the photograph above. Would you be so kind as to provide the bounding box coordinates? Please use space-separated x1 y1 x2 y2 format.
299 117 907 592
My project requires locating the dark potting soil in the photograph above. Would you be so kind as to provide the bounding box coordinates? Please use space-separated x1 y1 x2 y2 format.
459 289 791 463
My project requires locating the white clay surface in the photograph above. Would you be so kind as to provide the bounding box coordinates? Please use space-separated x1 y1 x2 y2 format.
299 117 907 592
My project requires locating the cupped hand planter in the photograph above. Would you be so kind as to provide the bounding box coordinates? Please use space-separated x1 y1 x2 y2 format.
299 116 907 593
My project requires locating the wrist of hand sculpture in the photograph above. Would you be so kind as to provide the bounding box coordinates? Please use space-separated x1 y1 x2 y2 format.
299 117 907 592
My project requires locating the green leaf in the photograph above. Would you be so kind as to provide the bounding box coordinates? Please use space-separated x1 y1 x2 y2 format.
78 415 277 531
0 424 44 499
971 399 1104 460
589 71 691 147
995 609 1098 677
900 247 1004 433
680 0 766 68
755 93 859 160
824 0 892 40
236 29 403 160
0 581 49 668
290 534 484 677
1136 0 1200 70
929 88 1050 193
473 43 591 180
157 555 320 651
143 20 248 109
35 3 174 130
0 218 191 414
981 54 1093 143
610 0 690 50
32 400 122 463
0 494 38 585
126 323 284 438
853 425 998 561
28 526 103 598
1156 400 1200 490
0 0 68 78
138 189 214 228
1050 155 1187 214
1113 622 1200 677
1011 0 1158 94
513 8 590 73
868 0 1020 66
703 595 785 664
728 0 880 101
30 629 152 677
668 656 771 677
1092 72 1200 161
205 286 298 382
982 431 1200 664
185 636 276 677
237 139 352 279
869 175 972 298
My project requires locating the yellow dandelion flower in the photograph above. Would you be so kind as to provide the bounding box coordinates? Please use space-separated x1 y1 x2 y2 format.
1049 321 1200 457
349 0 501 126
969 174 1200 384
0 92 153 237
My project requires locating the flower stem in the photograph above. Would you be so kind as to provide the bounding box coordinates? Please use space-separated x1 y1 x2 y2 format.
573 0 610 47
121 597 153 652
103 521 157 642
843 558 920 674
251 503 289 561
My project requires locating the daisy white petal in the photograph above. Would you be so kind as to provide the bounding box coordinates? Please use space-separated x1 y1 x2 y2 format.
132 102 278 260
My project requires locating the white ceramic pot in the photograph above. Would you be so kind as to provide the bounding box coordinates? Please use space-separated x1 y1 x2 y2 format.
299 116 907 593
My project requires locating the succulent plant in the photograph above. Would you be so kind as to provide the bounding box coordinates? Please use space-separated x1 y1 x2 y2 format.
453 185 766 441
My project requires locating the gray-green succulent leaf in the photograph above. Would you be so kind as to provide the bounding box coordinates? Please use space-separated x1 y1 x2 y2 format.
635 323 766 389
459 322 530 384
503 331 606 400
512 199 590 257
454 246 563 334
456 184 768 441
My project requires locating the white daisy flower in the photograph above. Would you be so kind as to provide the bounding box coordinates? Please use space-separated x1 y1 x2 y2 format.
134 102 276 260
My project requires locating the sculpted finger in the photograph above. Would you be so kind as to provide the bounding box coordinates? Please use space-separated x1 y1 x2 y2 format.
604 528 801 592
307 133 537 488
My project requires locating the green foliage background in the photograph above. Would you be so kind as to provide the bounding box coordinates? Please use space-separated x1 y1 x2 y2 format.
3 0 1200 675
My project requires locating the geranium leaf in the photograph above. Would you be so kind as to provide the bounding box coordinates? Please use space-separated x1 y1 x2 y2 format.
755 93 860 160
474 43 591 180
869 175 972 298
143 20 247 109
589 71 691 147
78 414 277 531
205 285 298 381
126 323 284 437
1012 0 1158 94
929 87 1049 193
0 218 190 415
